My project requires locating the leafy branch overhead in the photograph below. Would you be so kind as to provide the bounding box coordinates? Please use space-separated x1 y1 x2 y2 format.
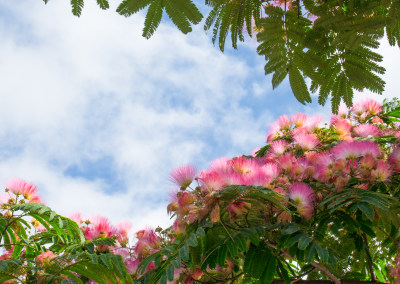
50 0 399 110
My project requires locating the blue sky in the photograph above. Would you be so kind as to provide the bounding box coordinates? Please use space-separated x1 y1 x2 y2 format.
0 0 399 234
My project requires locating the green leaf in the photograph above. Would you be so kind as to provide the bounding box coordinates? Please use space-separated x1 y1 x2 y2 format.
96 0 109 9
260 256 277 284
179 243 189 262
315 245 329 263
298 235 312 250
142 0 164 39
288 63 311 105
71 0 84 17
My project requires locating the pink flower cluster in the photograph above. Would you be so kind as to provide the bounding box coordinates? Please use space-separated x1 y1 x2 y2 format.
167 98 400 226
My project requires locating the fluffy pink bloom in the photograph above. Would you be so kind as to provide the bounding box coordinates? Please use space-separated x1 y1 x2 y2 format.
197 171 225 193
270 140 288 156
371 161 392 182
220 171 244 186
36 251 56 265
353 124 380 137
5 178 37 200
276 114 292 130
262 162 281 180
210 157 230 173
352 98 382 116
124 257 139 274
178 192 196 207
136 228 160 249
85 215 117 240
289 183 315 220
304 115 323 131
333 119 352 136
135 228 160 259
68 212 84 225
331 141 381 160
266 115 292 142
389 147 400 172
117 221 132 246
229 156 259 175
279 153 296 171
291 113 307 127
293 133 320 151
169 164 197 188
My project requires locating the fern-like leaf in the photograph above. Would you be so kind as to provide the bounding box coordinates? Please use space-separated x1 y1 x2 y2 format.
142 0 163 39
71 0 84 17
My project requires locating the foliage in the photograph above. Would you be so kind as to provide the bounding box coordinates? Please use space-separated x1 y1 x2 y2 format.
44 0 400 111
0 186 134 283
135 97 400 283
2 97 400 283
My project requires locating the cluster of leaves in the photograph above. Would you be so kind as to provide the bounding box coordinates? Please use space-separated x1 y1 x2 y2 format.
0 202 132 283
135 98 400 283
43 0 400 111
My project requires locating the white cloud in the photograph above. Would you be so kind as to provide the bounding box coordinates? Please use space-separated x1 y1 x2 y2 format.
0 1 274 234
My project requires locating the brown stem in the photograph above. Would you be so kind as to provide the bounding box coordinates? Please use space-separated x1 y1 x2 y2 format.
194 272 244 283
310 261 341 284
265 242 340 284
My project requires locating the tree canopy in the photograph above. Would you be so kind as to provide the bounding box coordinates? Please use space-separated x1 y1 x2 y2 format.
44 0 400 112
2 97 400 283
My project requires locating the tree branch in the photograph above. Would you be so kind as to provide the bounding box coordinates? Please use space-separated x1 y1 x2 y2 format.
310 261 341 284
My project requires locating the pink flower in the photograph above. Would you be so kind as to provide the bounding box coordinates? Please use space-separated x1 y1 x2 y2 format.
371 161 392 182
116 221 132 246
210 157 230 174
85 215 117 240
229 156 259 175
331 141 381 160
333 119 352 136
135 228 161 259
270 140 288 156
262 162 281 180
291 113 307 127
352 98 382 116
353 124 380 137
289 183 315 220
304 115 322 131
390 147 400 172
169 165 197 188
5 178 37 200
293 133 320 151
36 251 56 265
197 171 224 193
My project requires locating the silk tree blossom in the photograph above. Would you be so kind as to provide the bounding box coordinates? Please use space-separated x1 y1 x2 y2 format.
353 124 380 137
291 113 307 127
293 133 320 151
36 251 56 266
270 140 288 156
266 115 292 142
371 160 392 182
5 178 38 201
116 221 132 247
169 164 197 189
85 215 117 241
390 147 400 172
229 156 259 175
197 171 225 193
135 228 161 260
289 183 315 220
332 141 381 160
352 98 383 116
210 157 230 173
